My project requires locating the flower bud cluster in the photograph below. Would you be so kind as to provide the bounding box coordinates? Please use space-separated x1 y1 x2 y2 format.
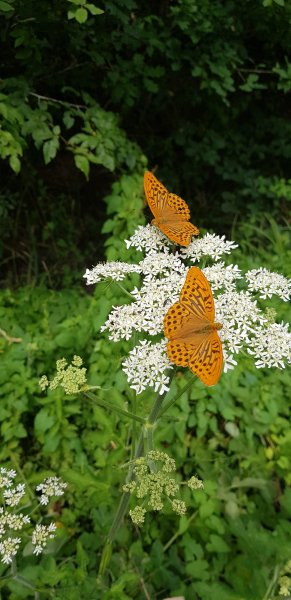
123 451 203 526
278 560 291 597
39 355 87 395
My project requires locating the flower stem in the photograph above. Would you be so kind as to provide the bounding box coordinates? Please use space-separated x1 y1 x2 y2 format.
158 373 195 418
84 392 145 424
98 388 169 576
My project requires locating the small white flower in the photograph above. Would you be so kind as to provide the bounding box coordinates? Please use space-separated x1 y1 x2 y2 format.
125 224 171 252
83 261 140 285
3 484 25 507
36 477 67 506
6 513 30 531
101 269 187 341
138 250 185 276
202 262 242 291
0 468 16 489
31 523 56 555
122 340 172 395
248 322 291 369
245 267 290 301
180 233 238 262
0 537 21 564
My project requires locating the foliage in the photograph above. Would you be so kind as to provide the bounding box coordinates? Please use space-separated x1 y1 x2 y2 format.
0 197 290 597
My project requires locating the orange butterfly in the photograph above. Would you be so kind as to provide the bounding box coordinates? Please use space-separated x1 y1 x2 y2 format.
163 267 223 386
144 171 199 246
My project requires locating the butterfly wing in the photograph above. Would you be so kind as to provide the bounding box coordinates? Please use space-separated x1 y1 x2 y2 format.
144 172 200 245
188 331 223 386
180 267 215 321
158 220 199 246
144 171 169 221
163 267 223 385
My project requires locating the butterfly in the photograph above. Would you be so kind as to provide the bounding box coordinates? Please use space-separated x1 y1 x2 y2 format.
163 267 223 386
144 171 199 246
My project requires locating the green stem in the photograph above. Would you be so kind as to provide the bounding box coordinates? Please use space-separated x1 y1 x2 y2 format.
262 564 280 600
130 389 137 459
158 373 195 418
114 281 136 300
84 392 145 424
98 388 168 576
163 510 198 552
98 371 190 575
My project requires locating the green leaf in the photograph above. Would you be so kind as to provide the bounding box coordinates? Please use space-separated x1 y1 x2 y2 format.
206 534 230 553
74 154 90 178
75 7 88 22
85 4 104 15
43 138 59 164
0 0 14 12
9 154 21 173
35 408 55 433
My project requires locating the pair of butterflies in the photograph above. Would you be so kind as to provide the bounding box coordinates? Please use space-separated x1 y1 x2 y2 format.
144 171 223 386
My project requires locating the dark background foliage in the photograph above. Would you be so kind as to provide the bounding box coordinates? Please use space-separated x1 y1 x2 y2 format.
1 0 290 286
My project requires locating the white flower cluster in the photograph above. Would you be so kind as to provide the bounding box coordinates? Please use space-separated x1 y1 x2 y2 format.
125 224 171 252
248 322 291 369
203 262 242 291
32 523 57 555
36 476 67 505
122 340 172 395
0 467 67 565
85 225 290 394
84 261 140 285
245 267 290 301
180 233 238 262
101 268 185 341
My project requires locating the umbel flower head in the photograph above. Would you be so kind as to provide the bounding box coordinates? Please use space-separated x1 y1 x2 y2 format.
39 355 87 395
0 467 67 565
122 451 203 525
84 224 290 394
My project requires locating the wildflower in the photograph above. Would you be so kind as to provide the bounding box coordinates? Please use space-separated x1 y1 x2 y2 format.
124 452 190 525
3 484 26 507
125 224 171 253
84 224 290 393
180 232 238 262
171 499 187 516
83 261 140 285
202 262 242 291
188 476 204 490
245 267 290 301
36 477 67 505
122 340 172 395
0 537 21 564
39 355 87 395
31 523 56 555
0 468 16 489
129 506 146 526
248 322 291 369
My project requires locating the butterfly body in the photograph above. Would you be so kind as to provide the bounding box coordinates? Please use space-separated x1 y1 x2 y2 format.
164 267 223 386
144 171 199 246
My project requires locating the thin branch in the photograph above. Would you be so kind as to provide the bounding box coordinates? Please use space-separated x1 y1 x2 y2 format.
0 329 22 344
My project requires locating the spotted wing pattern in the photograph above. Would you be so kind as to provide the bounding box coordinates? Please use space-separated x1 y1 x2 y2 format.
179 267 215 321
163 267 223 386
144 171 199 245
